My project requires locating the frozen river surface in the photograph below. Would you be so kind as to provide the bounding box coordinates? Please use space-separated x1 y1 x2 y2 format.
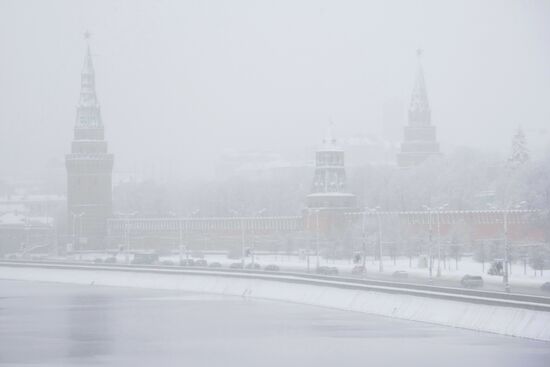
0 280 549 367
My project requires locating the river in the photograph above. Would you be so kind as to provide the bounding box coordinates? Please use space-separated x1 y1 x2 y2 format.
0 280 548 366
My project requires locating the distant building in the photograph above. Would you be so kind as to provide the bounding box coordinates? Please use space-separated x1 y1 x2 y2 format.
397 50 441 167
65 35 114 249
0 195 61 254
306 126 356 209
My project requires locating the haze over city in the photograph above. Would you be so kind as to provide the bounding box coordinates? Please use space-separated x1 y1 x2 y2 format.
1 1 550 366
1 0 549 182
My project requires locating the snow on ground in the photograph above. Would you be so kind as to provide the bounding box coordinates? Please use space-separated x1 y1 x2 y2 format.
1 264 550 342
159 253 550 288
7 251 550 289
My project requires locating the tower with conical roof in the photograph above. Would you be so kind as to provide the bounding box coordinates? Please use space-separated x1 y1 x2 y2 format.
306 124 356 209
397 50 441 167
65 33 114 249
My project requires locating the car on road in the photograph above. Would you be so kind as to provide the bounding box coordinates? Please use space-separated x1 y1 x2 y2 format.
195 259 208 267
264 264 280 272
161 260 175 266
461 275 484 288
132 253 159 265
104 256 117 264
179 259 195 267
245 263 261 270
392 270 409 279
316 266 339 276
540 282 550 292
208 262 222 268
351 265 366 275
229 262 244 269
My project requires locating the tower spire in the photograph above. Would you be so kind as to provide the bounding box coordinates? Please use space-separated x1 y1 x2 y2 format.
396 49 441 167
323 119 337 147
82 31 94 75
409 48 431 126
76 31 102 127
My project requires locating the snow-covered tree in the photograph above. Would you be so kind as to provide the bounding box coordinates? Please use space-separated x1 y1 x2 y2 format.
507 128 529 167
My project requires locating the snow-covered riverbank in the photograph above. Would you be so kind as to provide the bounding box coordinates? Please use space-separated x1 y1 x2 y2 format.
1 264 550 342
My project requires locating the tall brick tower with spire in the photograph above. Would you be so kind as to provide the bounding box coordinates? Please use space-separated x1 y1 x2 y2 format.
65 32 114 249
397 50 441 167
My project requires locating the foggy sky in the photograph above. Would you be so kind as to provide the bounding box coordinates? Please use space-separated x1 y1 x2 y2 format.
1 0 549 183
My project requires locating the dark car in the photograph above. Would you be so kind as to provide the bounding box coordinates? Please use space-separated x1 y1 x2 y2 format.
179 259 195 267
264 264 280 272
540 282 550 292
195 259 208 267
461 275 484 288
132 253 159 265
229 262 244 269
93 258 103 264
392 270 409 279
245 263 261 270
104 256 117 264
208 262 222 268
351 265 366 275
317 266 339 276
161 260 175 266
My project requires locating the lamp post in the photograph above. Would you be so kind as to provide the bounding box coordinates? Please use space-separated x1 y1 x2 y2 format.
229 209 248 268
436 204 447 277
305 210 311 273
178 219 184 264
190 209 201 262
365 206 382 272
251 208 266 266
422 206 433 280
361 209 367 271
503 209 510 292
310 208 321 270
489 201 525 293
423 204 447 278
115 211 137 264
70 212 84 253
503 201 525 293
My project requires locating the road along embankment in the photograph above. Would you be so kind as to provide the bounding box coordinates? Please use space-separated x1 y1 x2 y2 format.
1 261 550 342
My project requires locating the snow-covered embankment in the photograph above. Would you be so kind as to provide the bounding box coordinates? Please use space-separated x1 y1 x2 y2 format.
1 265 550 342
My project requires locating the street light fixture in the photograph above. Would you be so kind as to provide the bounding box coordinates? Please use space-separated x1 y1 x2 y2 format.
314 209 321 269
423 204 447 278
70 211 85 253
251 208 267 266
115 211 138 263
502 201 525 293
365 206 382 272
229 209 246 268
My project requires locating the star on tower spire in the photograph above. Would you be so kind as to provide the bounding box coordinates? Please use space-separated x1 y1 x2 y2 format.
409 48 430 126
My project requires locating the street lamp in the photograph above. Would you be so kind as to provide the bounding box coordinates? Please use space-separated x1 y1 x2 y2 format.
308 208 321 270
251 208 267 266
488 201 525 293
179 209 200 264
365 206 382 272
423 204 447 278
115 211 137 263
229 209 245 267
70 211 85 253
503 201 525 293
